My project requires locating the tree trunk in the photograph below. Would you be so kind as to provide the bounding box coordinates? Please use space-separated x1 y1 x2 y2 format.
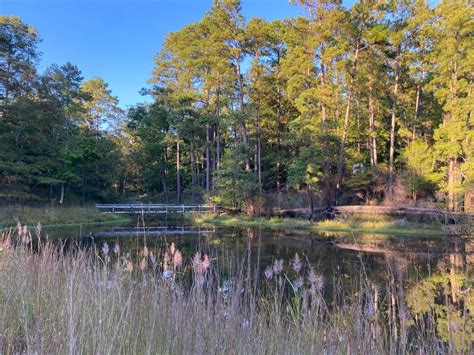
464 189 473 212
412 83 421 142
215 126 221 172
307 186 314 216
241 122 250 171
81 173 87 206
356 99 361 154
59 183 65 205
235 57 250 171
448 158 459 211
2 54 12 120
368 83 378 166
190 142 196 203
254 104 262 191
320 61 332 208
205 124 211 193
176 140 181 204
255 113 262 195
163 145 168 202
335 97 352 203
276 75 283 209
336 45 359 204
389 61 400 198
216 88 221 172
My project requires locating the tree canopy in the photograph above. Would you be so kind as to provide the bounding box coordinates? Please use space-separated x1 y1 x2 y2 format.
0 0 473 213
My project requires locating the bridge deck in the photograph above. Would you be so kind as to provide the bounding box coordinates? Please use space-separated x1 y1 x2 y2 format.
96 203 217 214
91 226 215 238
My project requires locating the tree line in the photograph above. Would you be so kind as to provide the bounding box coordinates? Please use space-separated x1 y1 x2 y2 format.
0 16 123 204
0 0 472 213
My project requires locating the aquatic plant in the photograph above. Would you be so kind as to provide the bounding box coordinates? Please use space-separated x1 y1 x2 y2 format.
0 228 472 354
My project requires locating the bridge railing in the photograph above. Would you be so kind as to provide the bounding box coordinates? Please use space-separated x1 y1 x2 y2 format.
95 203 218 214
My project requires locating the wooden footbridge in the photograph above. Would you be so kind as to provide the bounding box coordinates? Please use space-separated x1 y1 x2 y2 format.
92 226 216 238
95 203 218 215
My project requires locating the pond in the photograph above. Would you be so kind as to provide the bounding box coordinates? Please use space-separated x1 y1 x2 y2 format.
45 221 474 299
22 221 474 350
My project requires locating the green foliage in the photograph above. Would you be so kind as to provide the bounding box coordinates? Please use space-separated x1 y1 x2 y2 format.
428 0 474 210
288 147 321 190
213 144 259 209
126 101 172 194
401 140 442 199
1 1 473 210
81 77 120 134
0 16 124 204
407 273 474 349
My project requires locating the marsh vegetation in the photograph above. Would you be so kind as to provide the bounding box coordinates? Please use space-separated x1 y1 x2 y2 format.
0 223 472 353
0 205 129 231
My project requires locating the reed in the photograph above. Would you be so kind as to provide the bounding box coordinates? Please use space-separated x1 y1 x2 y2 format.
0 227 472 354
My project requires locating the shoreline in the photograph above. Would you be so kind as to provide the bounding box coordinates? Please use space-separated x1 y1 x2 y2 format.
0 205 131 231
0 218 131 233
192 214 472 237
1 204 471 237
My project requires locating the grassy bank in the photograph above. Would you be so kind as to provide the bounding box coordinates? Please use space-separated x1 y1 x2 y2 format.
0 205 130 229
192 213 466 236
0 233 471 353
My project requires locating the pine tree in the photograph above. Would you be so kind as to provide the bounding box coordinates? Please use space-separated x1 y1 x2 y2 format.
430 0 473 211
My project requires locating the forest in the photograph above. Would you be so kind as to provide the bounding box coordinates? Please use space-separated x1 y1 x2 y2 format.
0 0 472 214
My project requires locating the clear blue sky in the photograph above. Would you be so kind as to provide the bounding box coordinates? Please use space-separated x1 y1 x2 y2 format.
1 0 436 108
1 0 304 108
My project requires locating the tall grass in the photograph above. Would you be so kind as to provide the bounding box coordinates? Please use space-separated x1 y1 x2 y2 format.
0 227 472 354
0 205 127 228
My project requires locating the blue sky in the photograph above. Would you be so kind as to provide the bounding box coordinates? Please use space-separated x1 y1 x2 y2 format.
1 0 436 108
2 0 304 108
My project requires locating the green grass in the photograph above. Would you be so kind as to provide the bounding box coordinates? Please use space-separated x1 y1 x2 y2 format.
192 213 465 236
0 205 130 230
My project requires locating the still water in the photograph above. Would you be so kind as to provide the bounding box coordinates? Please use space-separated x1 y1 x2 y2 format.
38 222 473 349
45 221 474 292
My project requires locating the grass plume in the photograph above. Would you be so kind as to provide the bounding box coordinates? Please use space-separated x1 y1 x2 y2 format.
0 227 472 353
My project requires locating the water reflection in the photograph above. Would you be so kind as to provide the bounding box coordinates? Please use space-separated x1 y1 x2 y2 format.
45 223 473 280
46 224 473 294
94 225 215 238
42 223 473 349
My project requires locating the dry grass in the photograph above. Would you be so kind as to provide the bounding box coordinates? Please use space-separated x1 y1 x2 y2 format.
0 205 128 229
0 227 472 354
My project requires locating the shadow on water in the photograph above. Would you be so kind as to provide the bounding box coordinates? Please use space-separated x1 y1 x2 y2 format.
13 220 473 351
44 221 474 289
